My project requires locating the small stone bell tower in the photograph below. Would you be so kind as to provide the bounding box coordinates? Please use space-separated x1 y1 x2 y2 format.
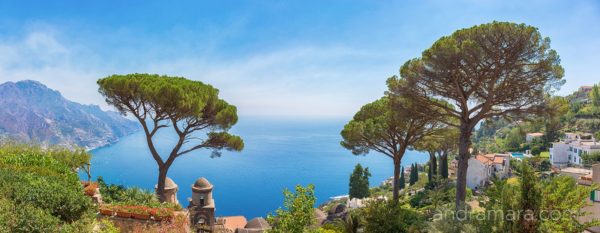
188 177 215 232
155 177 179 205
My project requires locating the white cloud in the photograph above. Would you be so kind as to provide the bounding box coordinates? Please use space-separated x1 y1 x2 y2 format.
0 29 104 106
0 29 397 118
137 46 398 117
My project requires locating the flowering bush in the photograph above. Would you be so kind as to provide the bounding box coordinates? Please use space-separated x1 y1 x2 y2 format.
151 207 174 221
108 204 174 221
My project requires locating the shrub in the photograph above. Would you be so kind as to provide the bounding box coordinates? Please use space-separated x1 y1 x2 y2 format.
13 203 62 233
0 144 94 231
582 151 600 166
4 171 93 222
362 199 425 233
97 176 170 207
96 219 120 233
267 184 316 233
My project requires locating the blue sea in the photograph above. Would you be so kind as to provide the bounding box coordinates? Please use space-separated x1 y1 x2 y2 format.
82 117 428 219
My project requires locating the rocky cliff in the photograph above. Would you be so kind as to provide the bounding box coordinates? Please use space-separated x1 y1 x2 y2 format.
0 80 138 149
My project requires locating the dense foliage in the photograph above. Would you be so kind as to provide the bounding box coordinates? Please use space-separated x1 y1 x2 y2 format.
362 200 425 233
478 162 597 232
582 151 600 166
268 184 317 233
0 144 95 232
348 164 370 199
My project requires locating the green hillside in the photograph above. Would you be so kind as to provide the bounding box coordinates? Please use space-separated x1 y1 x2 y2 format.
473 84 600 154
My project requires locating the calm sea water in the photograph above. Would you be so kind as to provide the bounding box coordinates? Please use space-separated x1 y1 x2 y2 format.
82 117 428 219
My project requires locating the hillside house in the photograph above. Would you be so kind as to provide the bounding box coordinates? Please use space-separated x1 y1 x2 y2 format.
466 153 511 190
550 133 600 167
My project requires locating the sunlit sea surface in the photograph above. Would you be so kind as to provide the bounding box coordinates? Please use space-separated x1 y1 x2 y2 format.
82 117 428 219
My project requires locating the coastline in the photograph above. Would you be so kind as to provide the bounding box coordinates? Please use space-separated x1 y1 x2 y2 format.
85 128 140 152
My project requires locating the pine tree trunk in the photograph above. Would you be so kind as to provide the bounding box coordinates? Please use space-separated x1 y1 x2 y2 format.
427 161 432 183
428 152 437 183
440 152 448 179
455 125 473 210
392 158 401 202
157 166 168 203
431 153 437 175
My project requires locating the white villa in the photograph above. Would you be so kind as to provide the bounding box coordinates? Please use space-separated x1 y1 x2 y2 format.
466 153 511 190
550 133 600 167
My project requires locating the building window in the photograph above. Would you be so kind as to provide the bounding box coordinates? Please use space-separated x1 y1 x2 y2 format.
200 196 205 206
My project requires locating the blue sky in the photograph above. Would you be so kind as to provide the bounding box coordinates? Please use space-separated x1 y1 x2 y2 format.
0 0 599 117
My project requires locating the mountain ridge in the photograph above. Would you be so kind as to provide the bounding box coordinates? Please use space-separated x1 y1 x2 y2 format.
0 80 138 149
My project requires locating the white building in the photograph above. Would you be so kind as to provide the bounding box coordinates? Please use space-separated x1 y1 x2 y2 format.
466 153 511 190
550 133 600 167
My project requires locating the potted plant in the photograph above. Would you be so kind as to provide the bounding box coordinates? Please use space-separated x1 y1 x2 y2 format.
151 208 174 221
131 206 150 220
99 205 114 216
115 205 132 218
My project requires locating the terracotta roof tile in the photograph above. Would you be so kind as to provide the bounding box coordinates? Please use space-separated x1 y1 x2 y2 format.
475 155 493 165
474 154 505 165
493 157 504 164
220 216 247 230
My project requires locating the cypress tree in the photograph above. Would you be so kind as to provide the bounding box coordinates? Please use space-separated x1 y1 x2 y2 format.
362 167 371 198
349 164 362 199
520 162 541 232
414 163 419 182
409 163 417 185
349 163 370 199
399 166 405 189
408 164 413 185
